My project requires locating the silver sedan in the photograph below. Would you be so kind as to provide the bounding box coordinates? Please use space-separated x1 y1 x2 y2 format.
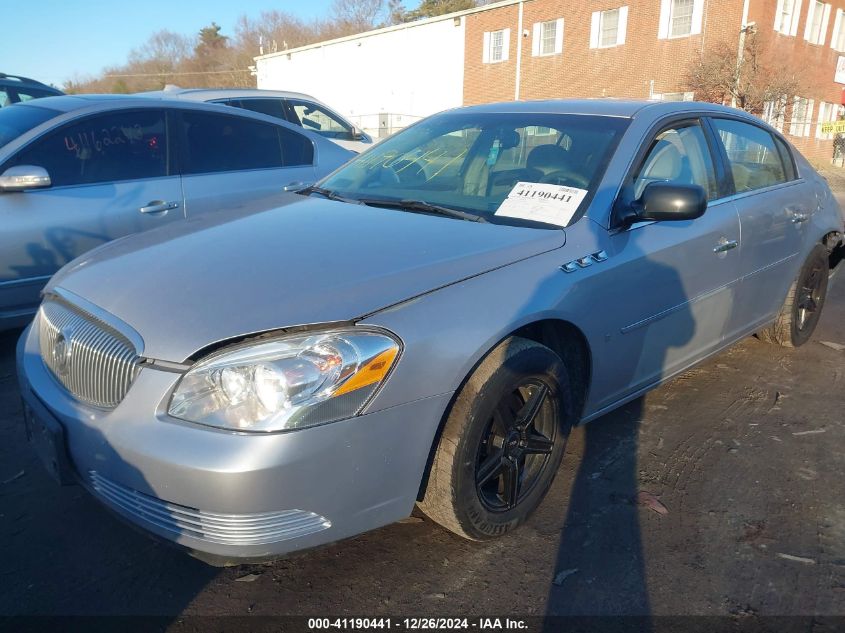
17 100 844 565
0 95 354 329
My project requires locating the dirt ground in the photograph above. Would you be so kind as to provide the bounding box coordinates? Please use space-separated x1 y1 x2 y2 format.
1 229 844 625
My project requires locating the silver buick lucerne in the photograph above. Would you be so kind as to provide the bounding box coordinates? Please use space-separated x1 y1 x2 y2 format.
17 100 844 565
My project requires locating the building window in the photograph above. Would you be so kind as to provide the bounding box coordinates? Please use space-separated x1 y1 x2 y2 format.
832 9 845 51
774 0 801 35
762 97 787 132
541 20 557 54
804 1 831 45
670 0 694 37
590 7 629 48
658 0 703 39
532 19 564 56
816 101 841 139
789 96 814 137
483 29 510 63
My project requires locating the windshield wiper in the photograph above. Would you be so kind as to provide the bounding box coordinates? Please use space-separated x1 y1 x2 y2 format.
357 198 489 223
298 185 361 204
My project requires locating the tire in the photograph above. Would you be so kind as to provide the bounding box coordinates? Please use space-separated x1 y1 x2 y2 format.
759 243 829 348
418 336 576 540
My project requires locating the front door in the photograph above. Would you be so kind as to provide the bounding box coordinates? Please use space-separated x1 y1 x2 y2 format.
592 119 742 411
0 108 182 322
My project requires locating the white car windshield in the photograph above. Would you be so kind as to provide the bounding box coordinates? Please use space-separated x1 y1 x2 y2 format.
319 111 629 227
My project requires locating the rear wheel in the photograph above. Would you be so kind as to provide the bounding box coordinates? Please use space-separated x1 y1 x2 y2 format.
418 337 575 540
759 243 829 348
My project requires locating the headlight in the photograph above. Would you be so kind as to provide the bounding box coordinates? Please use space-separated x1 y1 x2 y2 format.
168 328 400 432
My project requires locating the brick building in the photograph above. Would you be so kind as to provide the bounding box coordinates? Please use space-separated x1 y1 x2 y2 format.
255 0 845 163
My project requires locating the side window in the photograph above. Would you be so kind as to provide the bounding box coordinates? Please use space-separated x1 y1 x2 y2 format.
279 127 314 167
237 98 287 121
633 122 717 200
12 109 168 188
285 100 353 140
0 89 11 108
710 118 788 193
15 88 54 102
180 111 282 174
773 135 797 181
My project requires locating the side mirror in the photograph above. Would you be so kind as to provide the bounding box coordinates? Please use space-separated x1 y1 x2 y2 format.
351 126 367 142
635 182 707 223
0 165 51 192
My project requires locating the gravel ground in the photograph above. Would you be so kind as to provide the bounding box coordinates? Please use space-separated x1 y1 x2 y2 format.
1 227 844 624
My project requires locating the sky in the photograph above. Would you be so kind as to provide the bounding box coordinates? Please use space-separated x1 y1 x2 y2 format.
0 0 345 88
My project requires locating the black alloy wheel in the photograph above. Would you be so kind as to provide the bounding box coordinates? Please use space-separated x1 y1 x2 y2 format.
796 259 825 332
475 381 556 512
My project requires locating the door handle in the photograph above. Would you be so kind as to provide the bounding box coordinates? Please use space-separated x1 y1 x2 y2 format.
282 181 313 192
139 200 179 214
713 239 738 253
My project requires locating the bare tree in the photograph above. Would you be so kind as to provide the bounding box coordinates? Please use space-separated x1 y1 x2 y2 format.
686 32 804 119
404 0 477 21
331 0 385 31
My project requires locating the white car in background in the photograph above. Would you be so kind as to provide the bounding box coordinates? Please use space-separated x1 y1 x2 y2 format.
139 87 374 153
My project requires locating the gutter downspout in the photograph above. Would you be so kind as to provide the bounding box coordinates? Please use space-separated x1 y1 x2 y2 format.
515 1 524 101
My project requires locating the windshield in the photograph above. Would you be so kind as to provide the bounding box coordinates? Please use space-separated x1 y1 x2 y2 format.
319 111 629 227
0 104 57 151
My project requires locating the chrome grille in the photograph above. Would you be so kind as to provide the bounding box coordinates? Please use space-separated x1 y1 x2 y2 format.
38 299 140 408
89 471 332 546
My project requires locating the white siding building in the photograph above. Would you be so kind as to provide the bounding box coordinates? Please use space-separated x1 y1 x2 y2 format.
255 11 472 137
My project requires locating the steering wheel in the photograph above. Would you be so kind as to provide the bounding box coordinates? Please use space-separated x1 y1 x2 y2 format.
382 160 427 186
540 170 589 189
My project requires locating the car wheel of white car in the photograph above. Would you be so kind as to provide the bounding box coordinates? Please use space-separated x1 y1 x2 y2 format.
418 336 575 540
759 243 829 348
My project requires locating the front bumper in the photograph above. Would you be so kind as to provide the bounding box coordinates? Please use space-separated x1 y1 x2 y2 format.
17 325 452 565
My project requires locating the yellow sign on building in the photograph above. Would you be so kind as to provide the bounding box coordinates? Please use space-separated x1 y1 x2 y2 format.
820 120 845 135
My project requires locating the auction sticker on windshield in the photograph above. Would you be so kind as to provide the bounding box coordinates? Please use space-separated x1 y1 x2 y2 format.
495 182 588 227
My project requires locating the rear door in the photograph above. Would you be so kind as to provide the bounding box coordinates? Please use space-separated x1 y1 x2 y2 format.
707 117 807 332
0 108 182 321
177 109 316 216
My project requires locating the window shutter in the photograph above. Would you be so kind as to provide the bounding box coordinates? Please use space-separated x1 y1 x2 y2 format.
833 9 843 49
774 0 785 31
657 0 671 38
618 6 629 45
532 23 542 56
482 31 491 63
806 99 815 136
791 0 804 35
691 0 704 35
554 18 564 54
820 3 832 45
502 28 510 61
804 1 816 40
590 11 601 48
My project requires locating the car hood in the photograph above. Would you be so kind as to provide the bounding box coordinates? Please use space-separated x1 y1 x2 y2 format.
48 195 565 362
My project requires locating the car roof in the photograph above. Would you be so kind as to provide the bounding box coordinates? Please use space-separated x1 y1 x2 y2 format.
137 87 319 102
0 73 62 92
7 93 300 115
0 93 348 161
450 99 750 120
